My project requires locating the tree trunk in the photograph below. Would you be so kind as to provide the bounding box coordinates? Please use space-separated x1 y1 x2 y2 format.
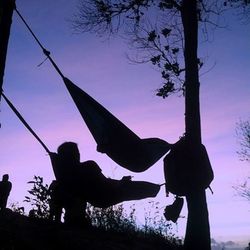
181 1 211 249
0 0 15 102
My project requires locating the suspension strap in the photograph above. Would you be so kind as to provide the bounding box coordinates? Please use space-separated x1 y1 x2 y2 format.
1 92 50 154
14 7 65 80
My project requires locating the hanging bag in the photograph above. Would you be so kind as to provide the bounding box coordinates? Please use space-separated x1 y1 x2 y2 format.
164 138 214 196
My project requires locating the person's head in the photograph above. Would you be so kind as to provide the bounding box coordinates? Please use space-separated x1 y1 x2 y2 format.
57 142 80 163
2 174 9 182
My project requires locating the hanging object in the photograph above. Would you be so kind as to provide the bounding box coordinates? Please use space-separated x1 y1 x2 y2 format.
50 152 160 208
13 8 171 173
88 179 160 208
63 77 171 172
164 197 184 223
164 138 214 196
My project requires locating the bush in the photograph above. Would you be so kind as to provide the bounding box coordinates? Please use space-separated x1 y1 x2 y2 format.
22 175 182 247
9 202 25 215
86 203 137 233
24 175 50 219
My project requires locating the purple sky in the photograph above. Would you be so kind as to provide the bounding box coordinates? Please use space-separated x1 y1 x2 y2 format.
1 0 250 247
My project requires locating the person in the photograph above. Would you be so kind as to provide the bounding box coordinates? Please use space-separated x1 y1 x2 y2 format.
49 142 98 227
0 174 12 210
48 180 63 223
49 141 160 226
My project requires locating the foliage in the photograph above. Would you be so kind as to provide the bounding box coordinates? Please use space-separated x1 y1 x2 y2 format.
23 176 180 244
9 202 25 215
235 119 250 201
86 201 180 244
224 0 250 21
236 119 250 162
143 201 174 239
234 178 250 201
72 0 249 98
86 203 137 233
24 175 50 219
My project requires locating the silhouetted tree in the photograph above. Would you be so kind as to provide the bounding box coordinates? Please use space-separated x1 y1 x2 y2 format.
236 119 250 162
73 0 210 249
0 0 15 103
72 1 249 249
235 119 250 201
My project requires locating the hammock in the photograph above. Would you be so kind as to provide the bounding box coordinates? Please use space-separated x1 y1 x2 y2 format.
88 180 160 208
50 152 160 208
63 78 170 172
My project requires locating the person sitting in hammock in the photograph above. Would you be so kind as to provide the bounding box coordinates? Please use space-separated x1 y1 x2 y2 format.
49 141 106 226
49 142 160 225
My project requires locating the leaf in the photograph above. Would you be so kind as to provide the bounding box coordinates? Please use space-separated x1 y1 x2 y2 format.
150 55 161 65
164 45 169 51
161 71 170 79
156 81 175 98
164 63 172 71
161 28 171 37
148 30 157 42
172 48 179 54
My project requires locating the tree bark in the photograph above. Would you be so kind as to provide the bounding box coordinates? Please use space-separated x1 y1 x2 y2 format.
0 0 15 102
181 1 211 249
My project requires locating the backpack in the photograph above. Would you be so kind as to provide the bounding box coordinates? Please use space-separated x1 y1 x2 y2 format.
164 138 214 196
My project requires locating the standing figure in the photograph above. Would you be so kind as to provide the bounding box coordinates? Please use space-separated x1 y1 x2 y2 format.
48 180 63 223
0 174 12 210
50 142 91 227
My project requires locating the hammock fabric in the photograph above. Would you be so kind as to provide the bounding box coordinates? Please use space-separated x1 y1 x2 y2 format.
63 77 171 172
50 152 160 208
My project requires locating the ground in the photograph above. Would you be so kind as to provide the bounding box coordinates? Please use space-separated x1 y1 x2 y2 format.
0 209 183 250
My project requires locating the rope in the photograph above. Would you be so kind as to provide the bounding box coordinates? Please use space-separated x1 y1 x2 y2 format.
1 92 50 154
14 7 65 80
208 186 214 195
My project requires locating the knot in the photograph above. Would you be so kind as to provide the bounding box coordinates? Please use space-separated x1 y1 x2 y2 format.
43 49 51 57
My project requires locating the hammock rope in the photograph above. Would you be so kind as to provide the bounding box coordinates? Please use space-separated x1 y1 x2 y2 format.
1 91 50 154
14 7 65 79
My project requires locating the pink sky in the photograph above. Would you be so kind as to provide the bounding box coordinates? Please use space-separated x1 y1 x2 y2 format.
1 0 250 248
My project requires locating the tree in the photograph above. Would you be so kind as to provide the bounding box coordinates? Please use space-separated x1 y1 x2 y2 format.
0 0 15 103
72 1 249 249
236 119 250 162
235 119 250 201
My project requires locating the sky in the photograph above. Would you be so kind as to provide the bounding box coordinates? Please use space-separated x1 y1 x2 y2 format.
1 0 250 248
